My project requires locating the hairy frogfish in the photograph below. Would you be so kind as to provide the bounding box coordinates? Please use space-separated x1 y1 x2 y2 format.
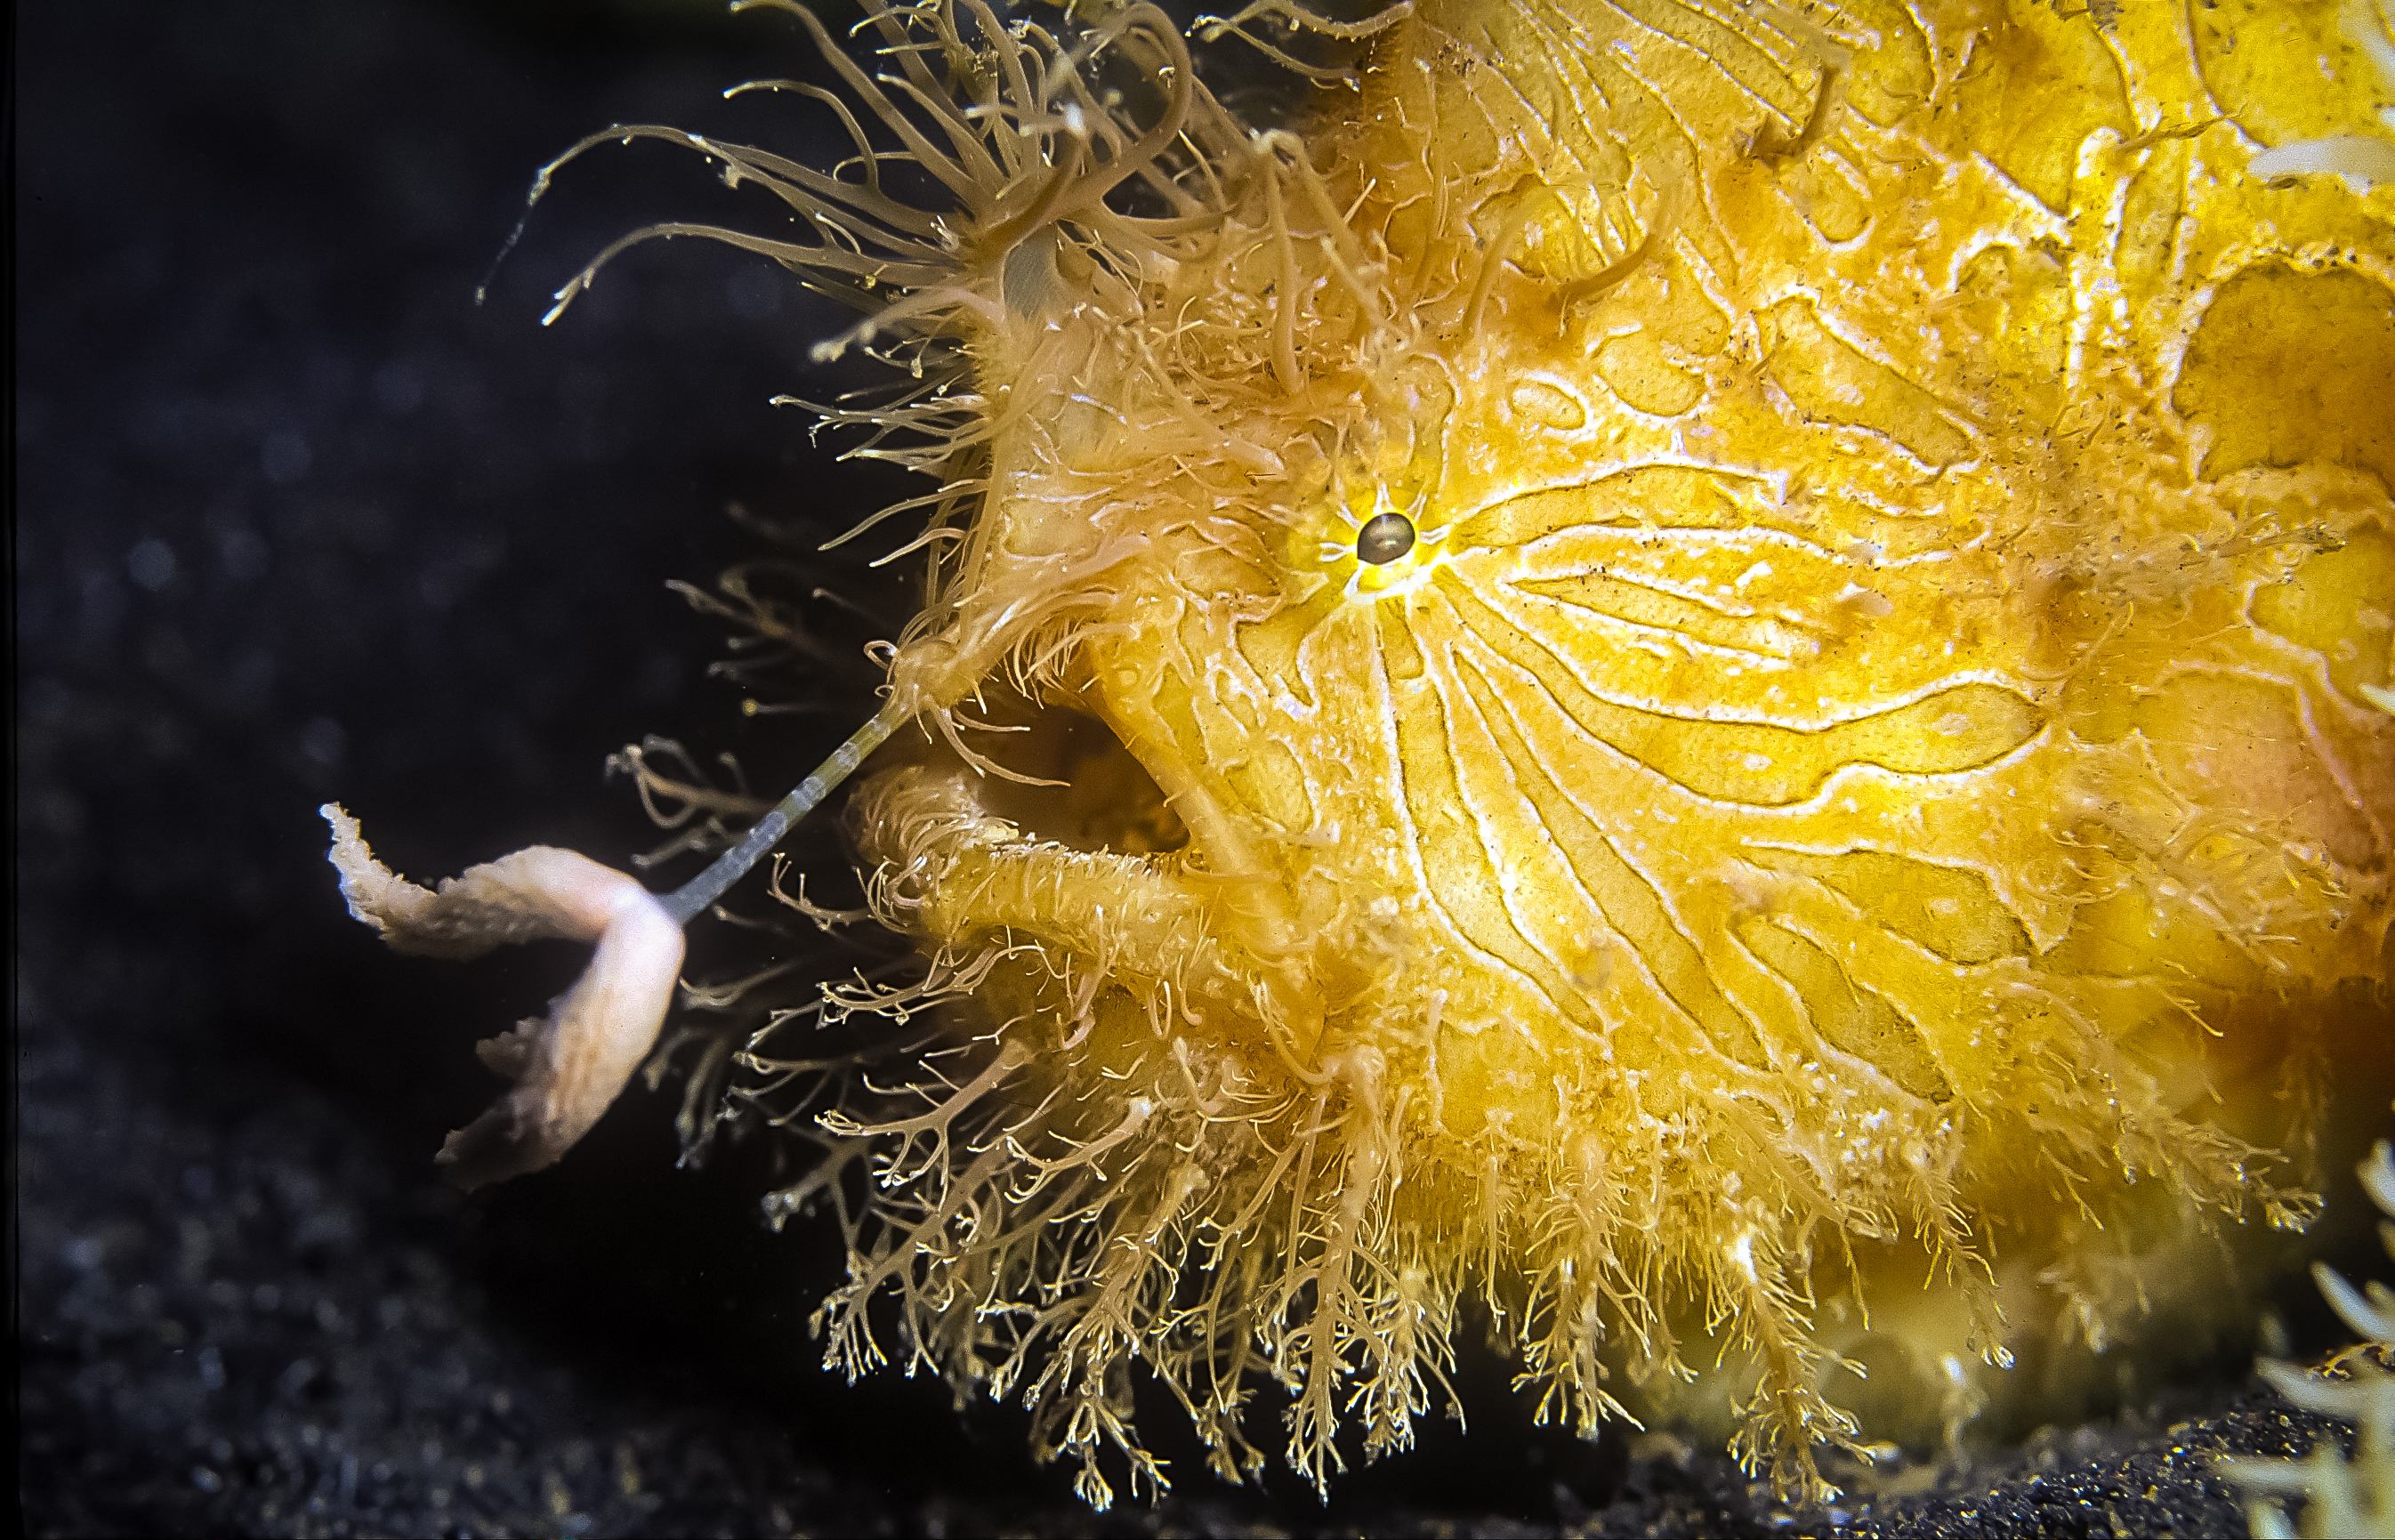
327 0 2395 1506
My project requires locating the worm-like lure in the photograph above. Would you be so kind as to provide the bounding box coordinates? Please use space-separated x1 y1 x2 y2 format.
331 0 2395 1507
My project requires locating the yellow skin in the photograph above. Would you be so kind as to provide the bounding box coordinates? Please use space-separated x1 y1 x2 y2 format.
335 0 2395 1510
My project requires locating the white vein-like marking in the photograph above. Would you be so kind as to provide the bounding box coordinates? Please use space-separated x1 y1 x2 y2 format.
1763 285 1986 446
1388 649 1569 1057
1454 641 1778 1057
1501 573 1815 667
1507 520 1842 608
1593 32 1751 267
1363 601 1544 1042
1456 560 2043 736
1591 0 1810 125
1453 459 1801 539
1456 2 1618 214
2238 664 2389 859
1408 607 1573 931
1430 641 1627 1043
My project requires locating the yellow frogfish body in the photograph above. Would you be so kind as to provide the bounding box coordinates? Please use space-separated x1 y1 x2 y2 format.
332 0 2395 1508
835 0 2395 1501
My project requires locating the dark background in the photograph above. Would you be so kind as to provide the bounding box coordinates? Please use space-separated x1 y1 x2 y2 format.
12 2 2374 1535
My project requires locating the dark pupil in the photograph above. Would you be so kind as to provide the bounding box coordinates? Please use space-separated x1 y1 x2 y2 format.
1356 512 1417 565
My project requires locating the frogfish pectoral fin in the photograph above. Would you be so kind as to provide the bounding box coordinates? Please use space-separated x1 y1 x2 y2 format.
321 802 684 1189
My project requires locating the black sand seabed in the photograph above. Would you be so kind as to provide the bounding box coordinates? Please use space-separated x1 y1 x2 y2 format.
13 2 2381 1535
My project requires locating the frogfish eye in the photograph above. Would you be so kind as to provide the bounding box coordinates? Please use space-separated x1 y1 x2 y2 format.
1355 510 1416 565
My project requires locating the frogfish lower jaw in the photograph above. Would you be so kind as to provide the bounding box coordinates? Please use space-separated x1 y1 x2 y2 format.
844 681 1346 1081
